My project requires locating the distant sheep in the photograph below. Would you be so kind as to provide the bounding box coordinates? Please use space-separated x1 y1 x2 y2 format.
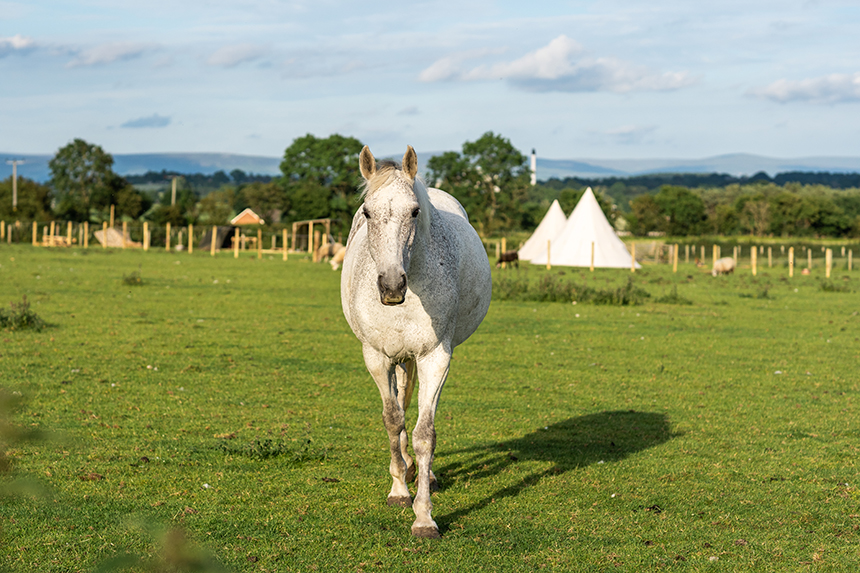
315 241 344 263
496 250 519 268
330 245 347 271
712 257 735 276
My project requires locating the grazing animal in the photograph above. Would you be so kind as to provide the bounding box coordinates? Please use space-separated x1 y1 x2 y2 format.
712 257 735 276
341 145 492 538
329 245 347 270
315 241 344 263
496 250 519 268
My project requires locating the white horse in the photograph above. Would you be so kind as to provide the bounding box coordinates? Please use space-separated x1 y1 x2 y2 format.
341 145 492 538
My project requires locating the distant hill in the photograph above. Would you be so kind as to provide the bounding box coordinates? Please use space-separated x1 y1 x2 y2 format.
4 151 860 184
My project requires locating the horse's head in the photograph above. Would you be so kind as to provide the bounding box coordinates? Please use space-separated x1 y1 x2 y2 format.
359 145 427 306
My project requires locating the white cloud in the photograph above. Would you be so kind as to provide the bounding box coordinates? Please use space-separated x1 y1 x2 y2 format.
419 35 694 94
66 43 154 68
751 73 860 103
207 44 267 68
0 34 35 57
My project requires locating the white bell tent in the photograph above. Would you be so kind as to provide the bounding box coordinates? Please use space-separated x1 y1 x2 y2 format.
530 188 640 269
517 199 567 262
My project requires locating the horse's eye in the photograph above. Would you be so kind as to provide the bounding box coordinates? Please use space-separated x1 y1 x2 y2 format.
411 207 420 218
363 207 371 219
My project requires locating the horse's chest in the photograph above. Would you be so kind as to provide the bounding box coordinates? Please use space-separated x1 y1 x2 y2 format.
353 298 444 359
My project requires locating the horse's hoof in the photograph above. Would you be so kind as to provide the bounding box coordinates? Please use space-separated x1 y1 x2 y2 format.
387 496 412 507
405 464 416 483
429 477 439 492
412 526 441 539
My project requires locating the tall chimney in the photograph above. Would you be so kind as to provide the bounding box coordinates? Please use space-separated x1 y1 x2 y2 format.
530 149 537 186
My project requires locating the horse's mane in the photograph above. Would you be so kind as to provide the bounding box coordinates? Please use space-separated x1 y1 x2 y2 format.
361 160 430 204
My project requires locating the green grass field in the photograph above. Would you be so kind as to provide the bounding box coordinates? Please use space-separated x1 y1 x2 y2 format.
1 245 858 572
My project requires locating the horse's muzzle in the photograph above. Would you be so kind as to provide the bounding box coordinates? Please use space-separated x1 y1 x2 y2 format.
378 272 407 306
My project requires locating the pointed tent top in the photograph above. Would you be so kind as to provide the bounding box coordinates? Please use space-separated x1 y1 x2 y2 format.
518 199 567 261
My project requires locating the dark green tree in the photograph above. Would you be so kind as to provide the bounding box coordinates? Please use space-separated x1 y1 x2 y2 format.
653 186 706 236
279 133 364 232
427 132 530 235
0 176 53 221
240 181 286 223
49 138 116 221
626 194 664 237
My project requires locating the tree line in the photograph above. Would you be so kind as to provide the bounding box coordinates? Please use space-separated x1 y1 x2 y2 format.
2 135 860 239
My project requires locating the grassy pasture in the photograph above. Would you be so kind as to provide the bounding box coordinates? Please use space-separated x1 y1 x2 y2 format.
1 245 859 572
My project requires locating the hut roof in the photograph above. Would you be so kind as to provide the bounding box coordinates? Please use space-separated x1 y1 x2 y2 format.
230 208 265 225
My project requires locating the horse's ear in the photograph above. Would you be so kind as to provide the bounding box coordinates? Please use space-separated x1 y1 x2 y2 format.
402 145 418 180
359 145 376 180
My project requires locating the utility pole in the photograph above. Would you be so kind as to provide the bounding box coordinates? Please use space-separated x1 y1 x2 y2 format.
5 159 24 212
169 176 180 206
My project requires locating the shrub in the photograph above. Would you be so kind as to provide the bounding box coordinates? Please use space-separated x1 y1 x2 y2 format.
819 280 851 293
493 275 650 306
0 296 46 332
654 286 693 305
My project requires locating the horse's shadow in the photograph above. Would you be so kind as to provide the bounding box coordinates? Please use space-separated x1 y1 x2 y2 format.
434 410 676 531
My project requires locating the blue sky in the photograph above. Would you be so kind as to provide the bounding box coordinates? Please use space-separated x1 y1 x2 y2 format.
2 0 860 161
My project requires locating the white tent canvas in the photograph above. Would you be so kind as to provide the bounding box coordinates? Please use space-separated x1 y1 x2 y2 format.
531 188 640 268
518 199 567 261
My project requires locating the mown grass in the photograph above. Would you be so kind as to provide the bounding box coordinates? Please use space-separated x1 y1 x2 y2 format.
1 245 858 572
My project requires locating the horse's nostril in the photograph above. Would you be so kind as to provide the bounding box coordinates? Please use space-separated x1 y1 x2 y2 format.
398 274 407 290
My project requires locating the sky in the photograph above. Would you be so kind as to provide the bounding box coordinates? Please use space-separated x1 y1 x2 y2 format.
2 0 860 161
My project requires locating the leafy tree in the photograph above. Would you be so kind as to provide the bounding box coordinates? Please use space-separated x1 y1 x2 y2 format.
230 169 248 184
148 179 197 226
279 134 364 233
0 176 53 221
653 186 706 236
427 132 530 235
626 194 664 237
196 187 238 225
240 181 286 223
49 139 116 221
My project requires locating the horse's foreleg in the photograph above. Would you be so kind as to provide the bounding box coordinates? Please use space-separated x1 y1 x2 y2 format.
396 360 417 482
411 345 451 539
363 346 412 507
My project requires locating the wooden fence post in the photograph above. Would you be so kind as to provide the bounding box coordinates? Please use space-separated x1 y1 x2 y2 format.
768 246 772 268
546 240 551 270
308 222 314 254
631 242 636 273
807 249 812 270
122 221 128 249
788 246 794 277
31 221 37 246
282 229 288 261
66 221 72 245
211 226 217 256
234 228 240 258
685 244 689 264
49 221 55 246
501 237 507 269
751 246 757 276
848 249 853 271
83 222 89 249
257 228 262 259
188 224 193 254
672 244 678 273
109 205 115 230
712 244 718 265
101 222 107 249
0 221 4 241
142 222 149 251
165 222 171 251
590 241 595 272
826 248 832 278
